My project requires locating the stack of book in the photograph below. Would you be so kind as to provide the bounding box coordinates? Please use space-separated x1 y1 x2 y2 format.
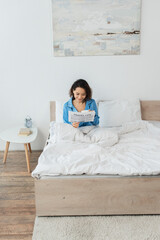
18 128 32 136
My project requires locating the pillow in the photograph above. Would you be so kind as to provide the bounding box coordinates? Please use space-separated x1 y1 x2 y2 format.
49 100 67 138
49 121 55 137
55 100 67 123
98 99 141 127
148 121 160 128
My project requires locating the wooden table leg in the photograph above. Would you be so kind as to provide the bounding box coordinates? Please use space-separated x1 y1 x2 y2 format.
24 144 31 173
28 143 32 153
3 141 10 163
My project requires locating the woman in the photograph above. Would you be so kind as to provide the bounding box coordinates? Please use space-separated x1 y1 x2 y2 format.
63 79 99 128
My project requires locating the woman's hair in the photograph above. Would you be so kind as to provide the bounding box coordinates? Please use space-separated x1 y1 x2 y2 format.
69 79 92 102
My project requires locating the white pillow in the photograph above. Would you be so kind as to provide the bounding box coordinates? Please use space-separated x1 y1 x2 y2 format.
55 100 67 123
49 101 66 139
49 121 55 138
98 99 141 127
149 121 160 128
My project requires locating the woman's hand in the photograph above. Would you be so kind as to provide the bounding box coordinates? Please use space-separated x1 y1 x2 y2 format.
72 122 80 128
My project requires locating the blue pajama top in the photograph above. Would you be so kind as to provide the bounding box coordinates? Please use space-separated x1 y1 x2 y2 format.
63 98 99 127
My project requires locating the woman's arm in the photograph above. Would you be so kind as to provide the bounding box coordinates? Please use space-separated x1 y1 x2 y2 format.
63 103 79 127
90 100 99 125
80 99 99 127
63 104 71 125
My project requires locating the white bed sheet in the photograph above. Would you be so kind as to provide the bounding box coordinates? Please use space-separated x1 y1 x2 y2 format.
32 121 160 179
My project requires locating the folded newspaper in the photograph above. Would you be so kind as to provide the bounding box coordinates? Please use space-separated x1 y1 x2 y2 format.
69 110 95 122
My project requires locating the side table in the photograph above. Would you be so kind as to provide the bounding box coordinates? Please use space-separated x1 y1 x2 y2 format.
0 126 38 173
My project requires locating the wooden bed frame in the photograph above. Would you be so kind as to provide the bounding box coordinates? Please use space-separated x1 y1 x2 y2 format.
35 101 160 216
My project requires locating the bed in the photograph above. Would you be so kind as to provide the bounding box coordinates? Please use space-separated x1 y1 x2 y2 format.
33 100 160 216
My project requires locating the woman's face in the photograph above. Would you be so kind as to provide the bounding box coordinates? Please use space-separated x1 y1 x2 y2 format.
73 87 86 103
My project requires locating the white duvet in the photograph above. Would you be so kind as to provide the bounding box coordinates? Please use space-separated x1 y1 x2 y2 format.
32 121 160 178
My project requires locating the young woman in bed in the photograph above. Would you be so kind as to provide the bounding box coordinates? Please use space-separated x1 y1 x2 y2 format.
63 79 99 128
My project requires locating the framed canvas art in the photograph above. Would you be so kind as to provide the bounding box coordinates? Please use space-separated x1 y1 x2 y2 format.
52 0 141 56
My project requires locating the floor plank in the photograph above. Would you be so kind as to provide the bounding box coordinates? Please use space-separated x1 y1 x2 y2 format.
0 235 32 240
0 150 41 240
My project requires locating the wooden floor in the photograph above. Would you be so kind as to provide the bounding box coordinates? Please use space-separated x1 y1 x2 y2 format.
0 150 42 240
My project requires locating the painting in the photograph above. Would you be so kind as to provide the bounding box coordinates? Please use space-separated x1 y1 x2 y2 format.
52 0 141 56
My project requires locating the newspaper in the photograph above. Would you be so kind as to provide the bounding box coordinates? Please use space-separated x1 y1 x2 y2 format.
69 110 95 122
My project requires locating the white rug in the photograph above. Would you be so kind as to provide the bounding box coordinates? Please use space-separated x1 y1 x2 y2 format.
32 215 160 240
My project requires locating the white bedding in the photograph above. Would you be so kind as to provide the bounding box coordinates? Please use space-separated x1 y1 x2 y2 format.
32 121 160 179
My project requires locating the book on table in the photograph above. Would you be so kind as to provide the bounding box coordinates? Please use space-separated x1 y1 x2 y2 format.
18 128 32 136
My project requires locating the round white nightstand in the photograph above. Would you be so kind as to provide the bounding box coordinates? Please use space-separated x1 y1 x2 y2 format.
0 126 38 173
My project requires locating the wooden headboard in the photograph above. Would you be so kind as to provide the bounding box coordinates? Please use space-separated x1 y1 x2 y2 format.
50 101 160 122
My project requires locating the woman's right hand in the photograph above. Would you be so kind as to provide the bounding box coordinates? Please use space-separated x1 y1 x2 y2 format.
72 122 80 128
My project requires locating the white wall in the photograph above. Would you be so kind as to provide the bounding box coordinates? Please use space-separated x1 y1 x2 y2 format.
0 0 160 150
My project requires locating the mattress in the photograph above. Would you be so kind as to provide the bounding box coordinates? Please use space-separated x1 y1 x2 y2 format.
39 174 160 180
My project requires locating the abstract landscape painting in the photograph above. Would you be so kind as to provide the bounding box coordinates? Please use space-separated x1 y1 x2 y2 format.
52 0 141 56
